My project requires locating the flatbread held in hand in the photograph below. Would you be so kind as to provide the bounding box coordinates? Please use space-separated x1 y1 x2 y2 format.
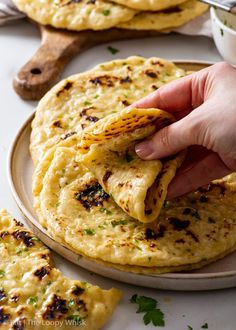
77 107 184 223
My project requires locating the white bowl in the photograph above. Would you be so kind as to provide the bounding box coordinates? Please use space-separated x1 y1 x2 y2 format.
211 7 236 66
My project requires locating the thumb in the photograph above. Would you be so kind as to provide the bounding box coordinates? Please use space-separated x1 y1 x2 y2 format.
135 115 195 160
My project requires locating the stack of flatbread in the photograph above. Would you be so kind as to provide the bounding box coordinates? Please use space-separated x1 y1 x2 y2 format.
30 56 236 275
12 0 208 31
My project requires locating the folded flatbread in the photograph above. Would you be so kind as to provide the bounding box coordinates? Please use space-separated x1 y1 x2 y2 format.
78 107 184 223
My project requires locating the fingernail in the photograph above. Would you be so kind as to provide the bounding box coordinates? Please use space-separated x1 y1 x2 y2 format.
135 141 153 159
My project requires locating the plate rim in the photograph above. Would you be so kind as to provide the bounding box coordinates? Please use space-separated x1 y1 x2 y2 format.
7 60 236 283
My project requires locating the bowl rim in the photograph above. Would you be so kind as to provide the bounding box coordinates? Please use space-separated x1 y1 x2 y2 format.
211 6 236 36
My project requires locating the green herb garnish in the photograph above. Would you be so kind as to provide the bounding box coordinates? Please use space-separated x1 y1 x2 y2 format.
107 46 119 55
84 100 92 106
75 192 82 200
66 315 82 325
220 28 224 36
98 222 107 229
111 219 128 227
83 229 96 235
102 9 110 16
68 299 76 308
99 208 112 215
31 236 39 241
0 270 5 278
16 247 28 254
143 309 165 326
201 323 208 329
27 296 38 307
130 294 165 327
133 240 142 251
188 326 193 330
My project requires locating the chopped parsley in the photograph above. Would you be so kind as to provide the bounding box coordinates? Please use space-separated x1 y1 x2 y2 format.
102 9 110 16
143 309 165 326
66 315 83 325
84 100 92 106
16 247 28 254
98 223 107 229
68 299 76 308
111 219 128 227
27 296 38 307
31 236 39 241
107 46 119 55
133 240 142 251
201 323 208 329
188 326 193 330
42 281 52 294
220 28 224 36
83 228 96 235
130 294 165 327
75 192 82 200
99 208 112 215
0 270 5 278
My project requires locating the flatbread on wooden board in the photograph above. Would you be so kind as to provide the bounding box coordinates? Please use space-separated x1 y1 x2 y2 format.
12 0 137 31
0 209 121 330
109 0 186 12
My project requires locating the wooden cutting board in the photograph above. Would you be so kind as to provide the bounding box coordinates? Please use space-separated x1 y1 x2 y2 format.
13 23 162 101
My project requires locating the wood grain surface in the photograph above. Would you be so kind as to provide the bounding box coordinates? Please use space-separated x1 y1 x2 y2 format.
13 23 163 101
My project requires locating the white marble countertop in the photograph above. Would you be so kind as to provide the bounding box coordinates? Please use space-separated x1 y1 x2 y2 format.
0 19 236 330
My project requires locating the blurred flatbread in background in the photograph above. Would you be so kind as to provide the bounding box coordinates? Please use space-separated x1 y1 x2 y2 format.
117 0 209 30
12 0 137 31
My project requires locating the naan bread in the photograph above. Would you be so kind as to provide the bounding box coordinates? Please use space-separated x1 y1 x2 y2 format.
78 107 184 223
109 0 186 11
117 0 208 30
0 209 121 330
32 138 236 272
30 57 186 165
12 0 137 31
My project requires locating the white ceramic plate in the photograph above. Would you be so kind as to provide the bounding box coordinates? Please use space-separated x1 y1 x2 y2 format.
7 61 236 291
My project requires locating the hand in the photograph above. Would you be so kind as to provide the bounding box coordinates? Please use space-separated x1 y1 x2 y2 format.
134 62 236 199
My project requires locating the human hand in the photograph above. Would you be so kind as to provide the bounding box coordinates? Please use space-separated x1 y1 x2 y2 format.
134 62 236 199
